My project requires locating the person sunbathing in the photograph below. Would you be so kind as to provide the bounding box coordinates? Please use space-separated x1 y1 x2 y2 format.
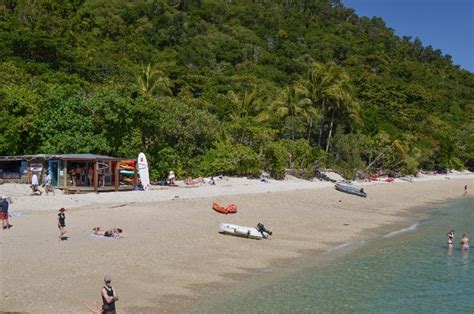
93 227 123 238
184 176 195 186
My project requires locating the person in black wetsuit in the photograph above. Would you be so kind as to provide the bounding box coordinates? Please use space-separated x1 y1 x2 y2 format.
58 208 66 240
102 275 118 314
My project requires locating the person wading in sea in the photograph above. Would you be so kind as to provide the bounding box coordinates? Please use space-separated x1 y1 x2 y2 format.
447 229 455 248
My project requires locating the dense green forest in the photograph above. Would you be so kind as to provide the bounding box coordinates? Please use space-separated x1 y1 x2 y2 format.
1 0 473 180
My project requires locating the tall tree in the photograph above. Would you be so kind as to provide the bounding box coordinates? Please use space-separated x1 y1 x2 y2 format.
272 85 304 141
324 69 358 152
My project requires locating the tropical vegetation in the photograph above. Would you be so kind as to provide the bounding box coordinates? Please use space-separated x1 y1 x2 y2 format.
1 0 473 180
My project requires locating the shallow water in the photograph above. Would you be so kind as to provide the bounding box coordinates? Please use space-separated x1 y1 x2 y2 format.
197 198 474 313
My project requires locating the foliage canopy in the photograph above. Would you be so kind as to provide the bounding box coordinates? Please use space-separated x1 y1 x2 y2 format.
1 0 473 180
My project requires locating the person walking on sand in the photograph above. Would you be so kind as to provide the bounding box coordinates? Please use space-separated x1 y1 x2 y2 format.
58 208 66 240
45 172 55 195
447 229 455 248
31 173 42 195
464 185 468 195
460 233 470 251
1 196 10 230
102 275 118 314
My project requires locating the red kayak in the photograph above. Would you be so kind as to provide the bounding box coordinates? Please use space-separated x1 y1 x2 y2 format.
212 202 237 214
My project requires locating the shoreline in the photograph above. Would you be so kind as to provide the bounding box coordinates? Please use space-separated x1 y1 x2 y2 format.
190 196 472 313
0 176 473 313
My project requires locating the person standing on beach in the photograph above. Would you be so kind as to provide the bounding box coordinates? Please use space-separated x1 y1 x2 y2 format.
102 275 118 314
88 166 94 186
45 172 55 196
31 173 42 195
464 185 468 195
1 196 10 230
58 208 66 240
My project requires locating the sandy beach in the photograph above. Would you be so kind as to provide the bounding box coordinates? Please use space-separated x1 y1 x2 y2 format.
0 173 473 313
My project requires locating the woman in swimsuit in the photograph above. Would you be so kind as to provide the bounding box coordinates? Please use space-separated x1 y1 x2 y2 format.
447 229 455 248
460 233 469 251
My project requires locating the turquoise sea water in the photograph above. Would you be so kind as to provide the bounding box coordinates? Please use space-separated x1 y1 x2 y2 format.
198 198 473 313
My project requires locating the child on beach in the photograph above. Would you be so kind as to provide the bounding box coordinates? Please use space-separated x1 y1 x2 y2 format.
464 185 468 195
58 208 66 240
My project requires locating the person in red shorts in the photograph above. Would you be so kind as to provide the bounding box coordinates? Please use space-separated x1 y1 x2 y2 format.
1 196 10 230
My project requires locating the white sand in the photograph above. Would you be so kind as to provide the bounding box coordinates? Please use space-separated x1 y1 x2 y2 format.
0 173 473 313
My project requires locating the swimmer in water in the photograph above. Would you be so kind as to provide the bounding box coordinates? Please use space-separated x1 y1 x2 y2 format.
460 233 469 251
447 229 455 248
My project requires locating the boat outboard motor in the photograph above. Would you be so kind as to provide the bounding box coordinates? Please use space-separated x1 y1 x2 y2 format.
256 223 272 238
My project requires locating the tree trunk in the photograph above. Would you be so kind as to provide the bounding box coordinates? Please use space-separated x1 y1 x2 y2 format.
291 114 295 141
325 110 336 152
317 118 324 147
317 100 325 147
307 118 313 141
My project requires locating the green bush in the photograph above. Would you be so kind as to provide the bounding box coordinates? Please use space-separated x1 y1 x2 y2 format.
199 142 261 177
263 142 289 179
282 139 325 178
151 147 184 181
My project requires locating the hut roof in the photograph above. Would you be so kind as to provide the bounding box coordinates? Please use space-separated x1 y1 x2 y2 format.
0 154 129 161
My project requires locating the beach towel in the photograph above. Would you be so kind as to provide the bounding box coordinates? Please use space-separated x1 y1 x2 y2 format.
91 233 121 239
9 211 27 218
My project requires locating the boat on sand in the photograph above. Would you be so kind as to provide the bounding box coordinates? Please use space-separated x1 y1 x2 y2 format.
335 182 367 198
218 223 271 240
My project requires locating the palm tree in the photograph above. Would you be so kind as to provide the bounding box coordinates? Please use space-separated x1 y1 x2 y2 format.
272 85 304 141
301 62 338 146
228 90 261 121
324 71 359 152
137 64 172 97
299 102 320 141
301 62 358 150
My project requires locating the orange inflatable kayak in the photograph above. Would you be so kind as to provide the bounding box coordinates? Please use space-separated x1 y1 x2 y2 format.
212 202 237 214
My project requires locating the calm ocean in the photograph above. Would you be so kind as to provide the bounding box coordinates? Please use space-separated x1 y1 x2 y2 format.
197 197 473 313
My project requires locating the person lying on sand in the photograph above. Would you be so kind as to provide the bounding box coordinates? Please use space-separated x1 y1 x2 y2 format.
93 227 123 238
184 176 195 186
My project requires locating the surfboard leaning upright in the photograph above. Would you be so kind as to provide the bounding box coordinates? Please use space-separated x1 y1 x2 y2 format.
137 152 150 190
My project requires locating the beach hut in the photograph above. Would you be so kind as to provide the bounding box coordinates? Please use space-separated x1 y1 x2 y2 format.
0 154 137 193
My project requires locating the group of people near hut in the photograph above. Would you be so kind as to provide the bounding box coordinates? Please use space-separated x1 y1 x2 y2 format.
70 164 108 187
